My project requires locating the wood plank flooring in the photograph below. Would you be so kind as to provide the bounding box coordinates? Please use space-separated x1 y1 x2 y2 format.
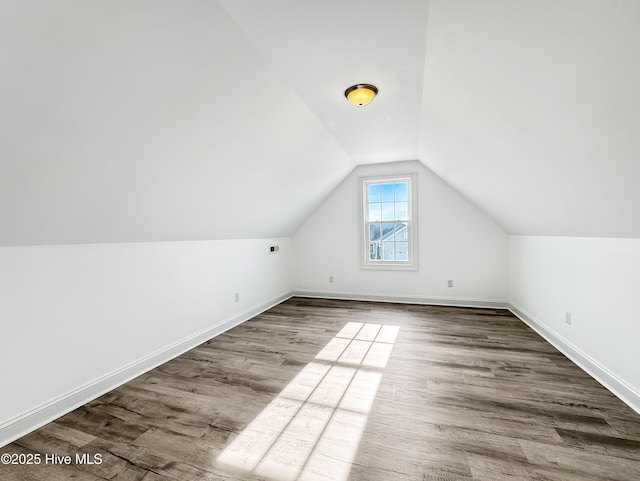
2 297 640 480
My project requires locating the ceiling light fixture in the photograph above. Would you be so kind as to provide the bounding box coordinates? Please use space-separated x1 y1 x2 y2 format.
345 84 378 107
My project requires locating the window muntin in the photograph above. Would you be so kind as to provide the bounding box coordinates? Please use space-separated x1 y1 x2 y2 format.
361 175 417 269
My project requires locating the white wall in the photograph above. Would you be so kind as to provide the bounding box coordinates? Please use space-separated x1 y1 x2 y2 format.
0 238 292 445
293 161 508 304
509 236 640 412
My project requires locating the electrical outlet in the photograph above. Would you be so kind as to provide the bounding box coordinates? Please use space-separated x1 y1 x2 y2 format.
235 293 240 303
269 245 279 253
565 311 572 325
329 276 334 283
447 280 454 288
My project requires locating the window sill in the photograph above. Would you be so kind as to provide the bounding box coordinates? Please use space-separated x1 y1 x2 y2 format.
360 262 418 272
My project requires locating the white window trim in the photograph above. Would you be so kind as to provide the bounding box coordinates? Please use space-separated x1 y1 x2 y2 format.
358 173 419 271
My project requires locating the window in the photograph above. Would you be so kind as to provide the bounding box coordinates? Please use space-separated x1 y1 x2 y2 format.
360 173 418 270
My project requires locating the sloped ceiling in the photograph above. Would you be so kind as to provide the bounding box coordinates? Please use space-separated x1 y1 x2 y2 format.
218 0 429 164
1 1 639 245
0 1 354 245
420 0 640 237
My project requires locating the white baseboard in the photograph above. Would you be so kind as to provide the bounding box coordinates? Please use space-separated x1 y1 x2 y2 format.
509 302 640 416
0 290 293 448
293 289 509 309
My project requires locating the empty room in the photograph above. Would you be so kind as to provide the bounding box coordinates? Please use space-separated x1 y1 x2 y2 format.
1 1 639 480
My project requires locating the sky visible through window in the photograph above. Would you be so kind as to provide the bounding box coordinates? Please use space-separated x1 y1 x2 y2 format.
367 181 409 262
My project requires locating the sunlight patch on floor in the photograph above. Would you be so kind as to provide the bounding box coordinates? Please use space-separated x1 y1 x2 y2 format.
217 322 399 481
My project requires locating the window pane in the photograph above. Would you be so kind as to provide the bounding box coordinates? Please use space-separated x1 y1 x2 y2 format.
380 223 396 240
395 201 408 220
368 184 381 203
396 223 408 241
380 223 402 241
369 242 381 260
394 182 408 201
395 242 408 261
368 204 381 221
381 183 394 202
382 242 395 261
362 176 415 268
381 202 394 221
369 224 381 241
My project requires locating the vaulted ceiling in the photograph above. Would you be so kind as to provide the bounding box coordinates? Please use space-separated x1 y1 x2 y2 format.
420 0 640 237
1 0 639 245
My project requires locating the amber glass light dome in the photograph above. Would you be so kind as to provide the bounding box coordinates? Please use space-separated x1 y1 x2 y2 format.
345 84 378 106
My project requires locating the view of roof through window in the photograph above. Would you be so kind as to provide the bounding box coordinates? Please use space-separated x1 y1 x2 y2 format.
367 181 409 262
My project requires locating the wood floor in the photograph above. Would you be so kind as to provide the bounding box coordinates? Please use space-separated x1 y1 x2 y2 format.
2 297 640 480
